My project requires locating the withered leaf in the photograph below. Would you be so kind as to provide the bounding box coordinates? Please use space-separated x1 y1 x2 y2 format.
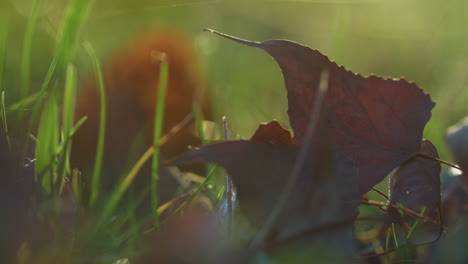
173 30 436 261
387 139 441 243
173 121 359 242
206 29 435 195
250 120 293 146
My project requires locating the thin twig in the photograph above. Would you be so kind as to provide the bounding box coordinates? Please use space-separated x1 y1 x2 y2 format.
361 197 388 214
416 152 462 170
362 199 447 231
372 187 389 200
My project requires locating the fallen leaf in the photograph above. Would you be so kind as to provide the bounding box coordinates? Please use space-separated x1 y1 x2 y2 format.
250 120 294 146
386 139 441 244
173 121 359 239
206 29 435 195
173 30 436 262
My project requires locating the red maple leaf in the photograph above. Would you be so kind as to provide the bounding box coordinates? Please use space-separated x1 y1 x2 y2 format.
171 30 435 248
204 29 435 195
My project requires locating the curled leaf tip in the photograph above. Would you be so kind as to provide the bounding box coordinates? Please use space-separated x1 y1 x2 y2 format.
205 29 260 48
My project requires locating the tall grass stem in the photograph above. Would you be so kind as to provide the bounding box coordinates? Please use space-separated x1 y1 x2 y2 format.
84 42 107 208
151 56 169 226
0 16 8 96
20 0 43 100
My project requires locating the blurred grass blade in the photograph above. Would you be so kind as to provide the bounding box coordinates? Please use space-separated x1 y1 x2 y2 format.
55 116 87 156
100 112 194 224
62 64 77 138
69 116 87 137
193 97 206 145
0 15 8 95
1 91 11 151
57 64 78 191
84 41 106 208
25 0 93 158
386 227 391 261
99 147 153 224
151 55 169 226
174 167 217 214
35 89 60 196
250 70 329 249
20 0 43 100
25 55 57 157
406 207 427 240
6 92 43 113
72 168 82 205
55 0 94 70
100 56 170 224
392 223 399 248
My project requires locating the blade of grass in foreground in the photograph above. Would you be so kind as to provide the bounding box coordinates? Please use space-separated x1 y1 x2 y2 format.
24 0 93 159
1 92 11 151
84 41 107 208
57 64 77 192
151 56 169 226
35 89 60 196
174 167 217 214
99 146 154 225
99 114 194 225
20 0 43 100
55 0 94 70
6 92 43 113
0 15 8 96
406 207 427 240
99 57 169 226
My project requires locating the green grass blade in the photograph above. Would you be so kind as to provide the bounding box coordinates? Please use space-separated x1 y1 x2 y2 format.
174 167 217 214
55 116 87 156
1 92 11 151
99 68 175 223
57 63 77 189
55 0 94 70
6 92 43 113
69 116 88 136
20 0 43 100
23 55 58 159
406 207 427 240
84 41 106 208
0 15 8 95
99 112 197 222
151 57 169 226
35 89 60 196
62 64 77 142
24 0 93 158
99 147 153 224
385 227 391 261
392 223 399 249
193 97 206 145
